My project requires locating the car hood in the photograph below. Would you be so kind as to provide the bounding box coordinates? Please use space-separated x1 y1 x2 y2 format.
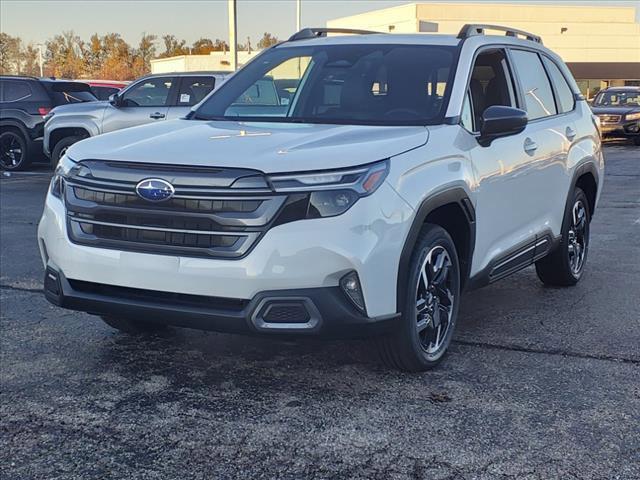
591 105 640 116
67 119 429 173
51 101 108 115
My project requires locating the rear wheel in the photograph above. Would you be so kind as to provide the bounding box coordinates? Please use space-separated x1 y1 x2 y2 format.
0 130 31 171
51 135 82 168
377 224 461 371
633 136 640 146
100 315 167 334
536 187 590 286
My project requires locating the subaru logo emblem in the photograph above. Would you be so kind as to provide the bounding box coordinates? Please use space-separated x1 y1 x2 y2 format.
135 178 175 202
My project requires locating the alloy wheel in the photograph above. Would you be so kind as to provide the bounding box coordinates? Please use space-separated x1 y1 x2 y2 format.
415 245 455 354
0 134 24 169
568 199 588 275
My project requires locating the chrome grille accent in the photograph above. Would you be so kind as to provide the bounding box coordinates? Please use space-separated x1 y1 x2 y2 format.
64 161 287 258
598 114 621 124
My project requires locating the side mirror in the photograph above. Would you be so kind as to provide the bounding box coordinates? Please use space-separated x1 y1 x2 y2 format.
108 93 121 107
478 105 528 146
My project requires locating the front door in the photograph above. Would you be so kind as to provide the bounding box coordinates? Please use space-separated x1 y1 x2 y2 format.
101 76 175 134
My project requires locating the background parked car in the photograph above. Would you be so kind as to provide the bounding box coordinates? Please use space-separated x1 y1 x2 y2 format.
79 80 129 101
0 76 97 171
590 86 640 146
44 71 229 166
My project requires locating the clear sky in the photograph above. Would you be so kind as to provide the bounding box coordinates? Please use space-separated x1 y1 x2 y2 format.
1 0 639 47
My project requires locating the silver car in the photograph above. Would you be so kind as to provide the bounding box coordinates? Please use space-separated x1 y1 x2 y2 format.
44 72 229 166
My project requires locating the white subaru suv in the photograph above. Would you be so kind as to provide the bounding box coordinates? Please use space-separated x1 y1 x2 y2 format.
38 26 603 371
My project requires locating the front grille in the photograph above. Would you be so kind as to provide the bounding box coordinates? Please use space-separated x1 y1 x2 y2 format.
64 160 288 258
598 114 621 124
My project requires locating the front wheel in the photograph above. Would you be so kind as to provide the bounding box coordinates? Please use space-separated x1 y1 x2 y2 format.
377 224 461 372
51 135 82 168
536 187 590 286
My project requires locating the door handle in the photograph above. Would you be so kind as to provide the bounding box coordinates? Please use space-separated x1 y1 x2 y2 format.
523 138 538 154
150 112 165 119
565 126 576 141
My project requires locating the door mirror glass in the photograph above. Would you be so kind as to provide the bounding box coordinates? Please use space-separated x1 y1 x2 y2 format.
108 93 120 106
479 105 528 146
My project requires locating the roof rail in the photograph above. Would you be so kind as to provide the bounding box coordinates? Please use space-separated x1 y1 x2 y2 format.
288 28 381 42
457 24 542 44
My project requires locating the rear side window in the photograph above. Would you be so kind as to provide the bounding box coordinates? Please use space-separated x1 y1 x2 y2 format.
510 50 557 120
542 56 575 113
1 80 32 102
177 76 216 106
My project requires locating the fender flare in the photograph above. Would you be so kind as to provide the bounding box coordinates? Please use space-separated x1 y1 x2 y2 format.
567 161 600 219
396 187 476 314
0 119 30 140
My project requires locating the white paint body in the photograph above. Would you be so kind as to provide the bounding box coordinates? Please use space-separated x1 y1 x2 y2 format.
38 33 604 319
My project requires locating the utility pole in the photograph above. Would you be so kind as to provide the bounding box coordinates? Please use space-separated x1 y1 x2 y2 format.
296 0 301 31
37 44 44 77
228 0 238 71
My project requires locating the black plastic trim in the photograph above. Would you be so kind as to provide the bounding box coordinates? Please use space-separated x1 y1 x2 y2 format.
44 268 400 338
396 187 476 313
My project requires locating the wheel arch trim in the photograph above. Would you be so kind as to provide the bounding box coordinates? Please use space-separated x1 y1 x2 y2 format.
396 187 476 314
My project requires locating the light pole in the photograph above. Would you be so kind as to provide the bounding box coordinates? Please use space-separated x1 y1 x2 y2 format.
296 0 301 31
37 44 44 77
228 0 238 71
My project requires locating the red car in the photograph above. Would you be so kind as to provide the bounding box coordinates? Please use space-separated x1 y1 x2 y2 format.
78 80 129 101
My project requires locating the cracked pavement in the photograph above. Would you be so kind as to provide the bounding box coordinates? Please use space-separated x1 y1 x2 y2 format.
1 141 639 479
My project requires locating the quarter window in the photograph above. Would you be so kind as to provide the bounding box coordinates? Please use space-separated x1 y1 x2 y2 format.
542 56 575 113
1 80 32 102
510 50 557 120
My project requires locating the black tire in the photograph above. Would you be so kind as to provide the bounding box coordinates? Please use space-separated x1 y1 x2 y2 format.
377 224 461 372
536 187 590 286
0 130 31 171
100 315 167 334
51 136 82 168
633 136 640 146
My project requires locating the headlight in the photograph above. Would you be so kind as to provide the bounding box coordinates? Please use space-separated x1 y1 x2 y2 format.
625 112 640 121
268 160 389 218
50 154 77 198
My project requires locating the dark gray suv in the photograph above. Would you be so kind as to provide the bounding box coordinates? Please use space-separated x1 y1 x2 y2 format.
590 86 640 146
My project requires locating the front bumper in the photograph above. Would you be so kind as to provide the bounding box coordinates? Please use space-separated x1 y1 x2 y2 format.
38 180 413 332
43 266 400 337
600 120 640 138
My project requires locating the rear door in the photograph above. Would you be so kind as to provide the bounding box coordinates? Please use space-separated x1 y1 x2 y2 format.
165 76 217 120
101 76 175 133
508 49 575 243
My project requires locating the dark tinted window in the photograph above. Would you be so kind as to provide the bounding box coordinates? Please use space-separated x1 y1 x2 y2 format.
1 80 32 102
91 86 121 101
177 76 216 106
510 50 557 119
122 77 173 107
593 90 640 107
42 81 97 105
542 56 575 113
195 44 457 126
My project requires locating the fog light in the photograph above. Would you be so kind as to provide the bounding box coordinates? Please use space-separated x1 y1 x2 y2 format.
340 271 366 313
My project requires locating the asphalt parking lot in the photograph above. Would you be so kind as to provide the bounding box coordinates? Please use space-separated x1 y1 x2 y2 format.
1 141 639 480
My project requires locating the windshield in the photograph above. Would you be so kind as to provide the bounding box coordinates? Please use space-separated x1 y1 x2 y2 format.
194 44 457 126
593 90 640 107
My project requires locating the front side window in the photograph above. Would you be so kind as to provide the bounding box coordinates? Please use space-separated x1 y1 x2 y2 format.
593 90 640 107
195 44 457 126
122 77 173 107
510 49 557 120
177 76 216 106
541 56 575 113
1 80 32 102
